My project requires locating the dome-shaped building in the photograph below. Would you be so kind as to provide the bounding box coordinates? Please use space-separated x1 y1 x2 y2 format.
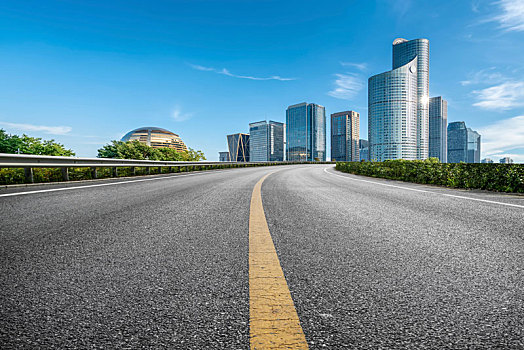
121 127 188 152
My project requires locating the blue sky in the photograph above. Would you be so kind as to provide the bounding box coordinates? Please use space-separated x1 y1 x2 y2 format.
1 0 524 162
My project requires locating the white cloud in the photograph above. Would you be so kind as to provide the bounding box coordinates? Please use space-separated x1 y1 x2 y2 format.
491 0 524 32
189 63 295 81
172 106 193 122
327 73 364 100
340 62 368 71
0 122 72 135
477 115 524 161
472 81 524 110
460 67 505 86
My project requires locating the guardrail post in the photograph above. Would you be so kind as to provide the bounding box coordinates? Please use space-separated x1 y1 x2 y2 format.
61 167 69 181
147 167 151 175
24 167 34 183
91 167 98 179
112 167 118 177
131 167 136 176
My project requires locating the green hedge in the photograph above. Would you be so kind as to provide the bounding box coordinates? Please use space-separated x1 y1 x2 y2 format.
335 159 524 193
0 162 334 186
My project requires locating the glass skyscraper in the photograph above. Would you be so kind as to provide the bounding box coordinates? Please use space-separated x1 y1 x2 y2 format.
368 38 429 161
286 102 326 161
249 120 284 162
227 133 250 162
331 111 360 162
393 38 430 160
368 57 418 161
447 121 481 163
429 96 448 163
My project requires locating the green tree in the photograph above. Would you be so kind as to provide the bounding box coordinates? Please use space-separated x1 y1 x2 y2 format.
0 129 75 156
97 140 206 161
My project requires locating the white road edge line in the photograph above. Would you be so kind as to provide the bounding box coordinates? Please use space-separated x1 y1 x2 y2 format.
0 169 232 198
324 167 524 209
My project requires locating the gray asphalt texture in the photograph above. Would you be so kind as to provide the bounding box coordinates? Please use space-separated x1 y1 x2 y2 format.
1 165 523 349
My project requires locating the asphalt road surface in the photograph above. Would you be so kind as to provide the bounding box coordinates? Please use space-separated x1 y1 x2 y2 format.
1 165 523 349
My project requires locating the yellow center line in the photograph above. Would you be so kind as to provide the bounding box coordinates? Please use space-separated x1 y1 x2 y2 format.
249 173 309 349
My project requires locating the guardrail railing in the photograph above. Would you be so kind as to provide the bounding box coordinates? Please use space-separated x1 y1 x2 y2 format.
0 153 329 183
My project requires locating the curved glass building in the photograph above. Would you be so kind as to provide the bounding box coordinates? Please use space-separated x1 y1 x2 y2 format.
368 38 429 161
392 38 430 159
368 57 418 161
121 127 188 152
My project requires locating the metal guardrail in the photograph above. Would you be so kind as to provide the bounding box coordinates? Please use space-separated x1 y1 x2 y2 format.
0 153 322 183
0 153 253 168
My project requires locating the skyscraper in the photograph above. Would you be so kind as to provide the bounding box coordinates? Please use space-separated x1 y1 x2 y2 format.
368 57 418 161
429 96 448 162
447 122 481 163
286 102 326 161
368 38 429 161
227 133 250 162
249 120 285 162
331 111 360 162
359 139 369 161
393 38 430 160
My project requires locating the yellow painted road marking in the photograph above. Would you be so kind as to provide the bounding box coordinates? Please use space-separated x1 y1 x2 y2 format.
249 173 308 349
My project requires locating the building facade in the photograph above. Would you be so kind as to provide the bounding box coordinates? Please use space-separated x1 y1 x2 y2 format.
392 38 430 160
499 157 514 164
331 111 360 162
121 127 188 152
447 122 481 163
368 57 418 161
249 120 285 162
227 133 250 162
286 102 326 161
219 152 230 162
359 139 369 161
481 158 494 164
429 96 448 162
368 38 430 162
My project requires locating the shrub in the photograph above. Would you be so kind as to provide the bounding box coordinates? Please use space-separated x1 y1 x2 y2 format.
336 160 524 193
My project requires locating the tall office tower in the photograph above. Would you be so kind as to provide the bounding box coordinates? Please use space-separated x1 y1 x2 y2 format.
268 121 285 161
447 122 481 163
331 111 360 162
368 57 418 161
359 139 369 161
227 133 250 162
393 38 430 160
249 120 285 162
429 96 448 162
286 102 326 161
467 128 481 163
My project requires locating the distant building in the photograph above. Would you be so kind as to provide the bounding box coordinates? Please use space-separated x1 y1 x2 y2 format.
331 111 360 162
359 139 369 161
481 158 494 164
447 122 481 163
219 152 230 162
499 157 514 164
429 97 447 162
249 120 285 162
227 133 250 162
286 102 326 161
121 127 187 152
